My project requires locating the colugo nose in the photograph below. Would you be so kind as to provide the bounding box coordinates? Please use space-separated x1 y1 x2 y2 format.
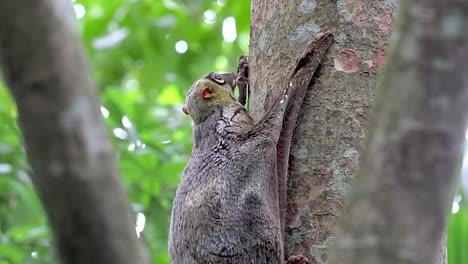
182 104 189 115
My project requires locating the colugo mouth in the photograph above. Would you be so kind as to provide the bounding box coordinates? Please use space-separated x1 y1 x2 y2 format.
182 104 189 115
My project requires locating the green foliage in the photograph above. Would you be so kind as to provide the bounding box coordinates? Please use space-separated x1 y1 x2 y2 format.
449 193 468 264
0 1 467 264
0 0 249 263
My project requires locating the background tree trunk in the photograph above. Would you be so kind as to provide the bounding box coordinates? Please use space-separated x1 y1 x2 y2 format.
249 0 403 262
0 1 150 263
328 1 468 263
439 229 448 264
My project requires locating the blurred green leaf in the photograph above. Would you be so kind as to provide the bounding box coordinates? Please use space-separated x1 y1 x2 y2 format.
448 196 468 264
158 84 183 105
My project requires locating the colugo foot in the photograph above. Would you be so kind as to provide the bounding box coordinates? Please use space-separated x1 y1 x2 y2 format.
236 54 249 106
285 255 310 264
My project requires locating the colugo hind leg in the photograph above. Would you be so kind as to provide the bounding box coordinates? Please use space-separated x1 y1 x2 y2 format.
236 54 250 106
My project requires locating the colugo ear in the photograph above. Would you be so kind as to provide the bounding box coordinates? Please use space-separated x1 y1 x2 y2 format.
202 87 214 99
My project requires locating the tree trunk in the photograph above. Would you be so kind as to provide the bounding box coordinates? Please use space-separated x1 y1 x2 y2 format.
328 1 468 264
249 0 397 262
439 229 447 264
0 1 150 264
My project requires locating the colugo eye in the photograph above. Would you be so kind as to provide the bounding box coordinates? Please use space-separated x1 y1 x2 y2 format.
211 73 225 84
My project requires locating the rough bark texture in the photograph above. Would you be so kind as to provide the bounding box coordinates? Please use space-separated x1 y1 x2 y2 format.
328 1 468 264
249 0 397 262
0 1 150 264
439 228 447 264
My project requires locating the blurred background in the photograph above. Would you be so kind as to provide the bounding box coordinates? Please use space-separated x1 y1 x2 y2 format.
0 0 466 263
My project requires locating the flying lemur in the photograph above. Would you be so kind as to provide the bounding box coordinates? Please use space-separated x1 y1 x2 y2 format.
169 32 333 264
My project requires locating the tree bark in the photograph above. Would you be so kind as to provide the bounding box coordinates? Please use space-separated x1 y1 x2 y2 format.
249 0 397 262
439 229 447 264
0 1 150 264
327 1 468 264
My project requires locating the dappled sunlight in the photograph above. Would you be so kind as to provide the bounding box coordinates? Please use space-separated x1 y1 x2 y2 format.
100 106 109 118
128 143 136 151
73 4 86 20
222 17 237 43
461 130 468 199
124 79 140 91
204 10 216 24
122 115 132 128
175 40 188 54
135 140 146 149
127 141 146 152
113 128 128 140
92 28 129 50
135 212 146 238
452 194 462 214
0 163 12 174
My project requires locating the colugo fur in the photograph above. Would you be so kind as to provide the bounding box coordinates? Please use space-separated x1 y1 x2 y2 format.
169 32 333 264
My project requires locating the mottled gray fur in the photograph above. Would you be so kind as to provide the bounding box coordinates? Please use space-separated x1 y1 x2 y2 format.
170 90 288 263
169 33 333 264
